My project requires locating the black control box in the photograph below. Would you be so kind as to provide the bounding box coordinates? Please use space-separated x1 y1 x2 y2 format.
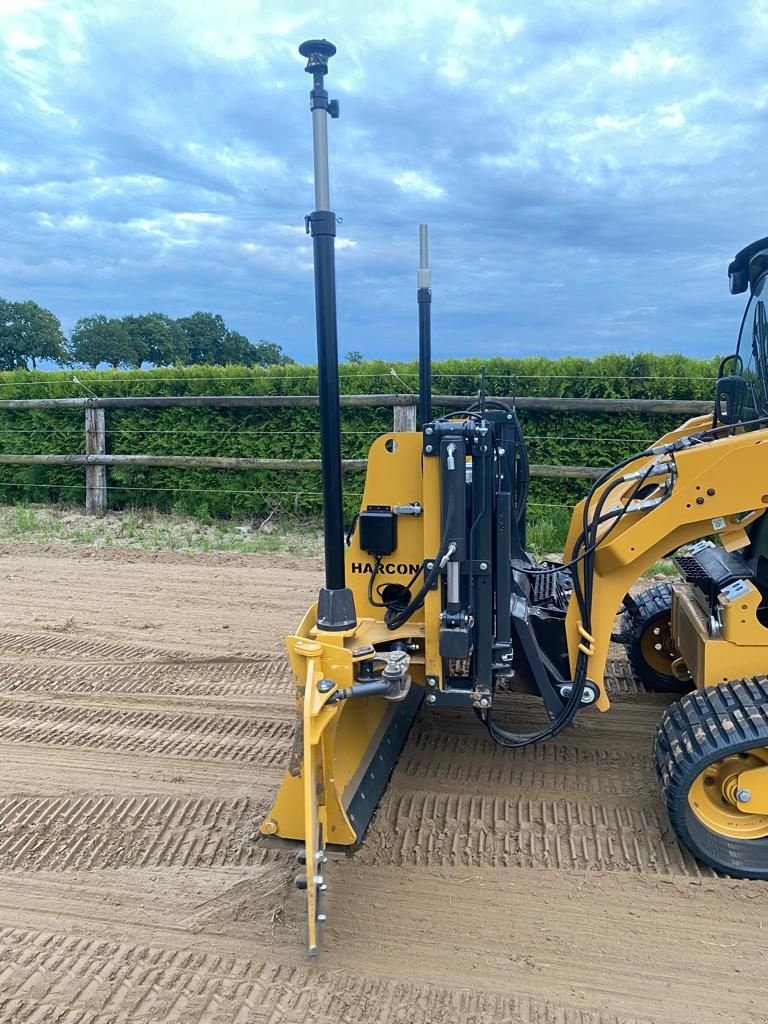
359 505 397 556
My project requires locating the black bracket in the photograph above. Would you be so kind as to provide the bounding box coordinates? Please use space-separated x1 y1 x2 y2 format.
305 210 337 237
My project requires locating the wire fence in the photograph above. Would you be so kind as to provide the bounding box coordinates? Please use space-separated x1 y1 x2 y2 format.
0 376 714 521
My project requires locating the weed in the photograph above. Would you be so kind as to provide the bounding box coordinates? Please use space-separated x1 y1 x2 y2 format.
526 507 571 557
13 503 39 535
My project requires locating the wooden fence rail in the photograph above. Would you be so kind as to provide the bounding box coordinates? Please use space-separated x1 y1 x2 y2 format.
0 452 601 478
0 392 711 515
0 393 712 414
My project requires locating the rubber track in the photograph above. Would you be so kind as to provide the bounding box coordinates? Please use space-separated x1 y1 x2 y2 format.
0 699 294 763
0 795 276 870
359 791 712 875
654 676 768 791
0 926 662 1024
604 655 642 696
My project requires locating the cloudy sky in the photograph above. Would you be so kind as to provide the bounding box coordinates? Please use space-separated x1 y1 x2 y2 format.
0 0 764 363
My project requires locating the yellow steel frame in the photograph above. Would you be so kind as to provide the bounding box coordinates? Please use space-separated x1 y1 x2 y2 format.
261 431 443 950
264 411 768 950
564 415 768 709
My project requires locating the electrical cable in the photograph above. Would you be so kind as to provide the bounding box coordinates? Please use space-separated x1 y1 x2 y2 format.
384 480 457 631
476 454 672 747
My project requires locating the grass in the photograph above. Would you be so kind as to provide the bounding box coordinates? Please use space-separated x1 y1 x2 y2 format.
0 503 324 557
524 505 677 577
0 501 681 578
526 507 571 558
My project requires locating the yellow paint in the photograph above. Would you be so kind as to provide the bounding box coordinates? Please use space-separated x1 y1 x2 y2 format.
735 763 768 814
673 584 768 688
688 748 768 838
262 431 444 856
265 407 768 943
565 419 768 708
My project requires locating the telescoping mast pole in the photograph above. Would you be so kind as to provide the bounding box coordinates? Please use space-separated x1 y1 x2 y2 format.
298 39 356 631
417 224 432 427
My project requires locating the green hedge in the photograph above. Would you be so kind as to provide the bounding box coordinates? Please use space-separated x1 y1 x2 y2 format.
0 353 720 519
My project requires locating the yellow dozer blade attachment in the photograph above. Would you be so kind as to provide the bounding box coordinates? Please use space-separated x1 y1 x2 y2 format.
260 617 422 954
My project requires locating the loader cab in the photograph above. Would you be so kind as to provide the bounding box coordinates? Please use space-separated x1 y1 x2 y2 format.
726 241 768 596
714 241 768 427
734 257 768 417
728 237 768 296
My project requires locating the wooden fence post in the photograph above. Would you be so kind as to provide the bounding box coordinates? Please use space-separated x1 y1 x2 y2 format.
393 402 418 432
85 406 107 515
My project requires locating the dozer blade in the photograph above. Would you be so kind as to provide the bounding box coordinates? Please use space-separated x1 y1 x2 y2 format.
261 632 422 954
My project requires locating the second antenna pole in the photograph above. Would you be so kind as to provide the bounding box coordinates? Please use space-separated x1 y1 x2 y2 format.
417 224 432 427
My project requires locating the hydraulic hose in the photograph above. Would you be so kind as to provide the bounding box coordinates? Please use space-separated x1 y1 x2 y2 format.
477 451 672 747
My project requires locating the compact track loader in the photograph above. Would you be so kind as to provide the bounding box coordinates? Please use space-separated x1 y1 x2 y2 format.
263 40 768 952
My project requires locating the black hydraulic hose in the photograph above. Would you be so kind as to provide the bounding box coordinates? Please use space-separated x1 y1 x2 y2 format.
385 541 449 630
477 456 670 747
326 679 392 703
385 481 458 631
516 447 658 579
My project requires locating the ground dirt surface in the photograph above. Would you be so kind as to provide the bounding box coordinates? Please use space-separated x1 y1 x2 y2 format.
1 545 766 1024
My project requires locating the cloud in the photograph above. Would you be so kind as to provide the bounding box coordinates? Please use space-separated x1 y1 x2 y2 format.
0 0 762 365
392 171 445 200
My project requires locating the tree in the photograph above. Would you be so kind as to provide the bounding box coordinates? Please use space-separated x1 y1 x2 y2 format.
0 298 67 370
251 340 295 367
122 313 189 367
175 312 229 365
175 313 293 367
345 350 363 364
69 315 137 368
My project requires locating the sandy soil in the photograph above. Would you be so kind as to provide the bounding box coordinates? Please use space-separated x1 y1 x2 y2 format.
0 546 766 1024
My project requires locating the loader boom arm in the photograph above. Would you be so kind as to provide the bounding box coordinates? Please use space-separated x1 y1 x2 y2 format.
565 415 768 709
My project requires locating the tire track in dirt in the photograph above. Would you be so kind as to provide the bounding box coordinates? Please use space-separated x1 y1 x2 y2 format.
324 864 768 1024
0 655 294 700
0 795 274 871
0 632 174 662
0 744 283 798
360 790 710 876
398 722 658 797
0 699 295 764
0 925 669 1024
0 546 758 1024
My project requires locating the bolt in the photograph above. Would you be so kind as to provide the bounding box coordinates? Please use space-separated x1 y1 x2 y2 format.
315 850 327 863
506 414 513 420
425 444 433 453
427 676 437 687
479 562 488 571
696 496 705 505
479 697 490 707
261 818 278 835
707 488 716 496
426 693 437 704
319 883 328 892
426 561 434 570
317 913 327 923
425 426 433 435
736 788 752 803
317 678 334 693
